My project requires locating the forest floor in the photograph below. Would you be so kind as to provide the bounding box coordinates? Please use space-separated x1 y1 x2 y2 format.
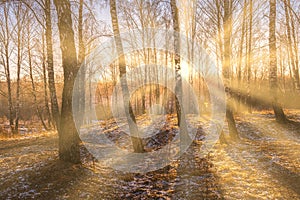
0 110 299 199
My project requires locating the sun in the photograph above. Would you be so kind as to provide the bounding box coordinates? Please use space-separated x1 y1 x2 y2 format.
181 60 190 80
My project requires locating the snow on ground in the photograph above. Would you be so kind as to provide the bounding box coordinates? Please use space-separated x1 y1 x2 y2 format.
0 111 299 199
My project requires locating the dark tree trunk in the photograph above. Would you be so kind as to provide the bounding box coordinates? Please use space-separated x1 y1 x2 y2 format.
15 3 23 134
289 1 300 91
236 0 247 112
269 0 287 123
246 0 253 113
283 0 300 90
110 0 144 153
237 0 247 86
42 31 53 128
76 0 86 127
3 3 14 134
45 0 60 130
28 33 49 131
223 0 239 140
54 0 81 163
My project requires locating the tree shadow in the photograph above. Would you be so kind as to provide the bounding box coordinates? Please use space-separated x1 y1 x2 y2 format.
267 160 300 196
225 121 300 197
0 158 88 199
112 128 224 199
0 136 56 152
173 127 224 199
236 121 263 140
256 140 300 196
176 149 224 199
283 120 300 136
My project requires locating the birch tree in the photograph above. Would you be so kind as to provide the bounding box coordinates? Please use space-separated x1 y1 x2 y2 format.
269 0 287 123
110 0 144 153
